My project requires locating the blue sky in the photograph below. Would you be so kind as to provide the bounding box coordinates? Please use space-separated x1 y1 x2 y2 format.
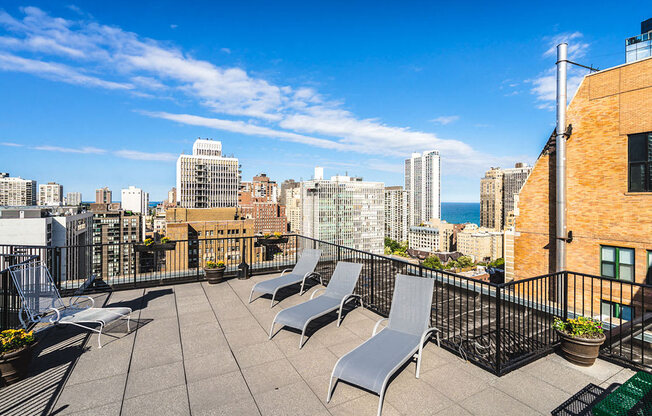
0 2 644 202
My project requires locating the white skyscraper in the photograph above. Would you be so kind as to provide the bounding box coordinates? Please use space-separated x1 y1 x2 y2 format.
121 186 149 215
302 169 384 254
39 182 64 206
65 192 82 206
176 139 240 208
405 150 441 227
0 173 37 206
384 186 408 242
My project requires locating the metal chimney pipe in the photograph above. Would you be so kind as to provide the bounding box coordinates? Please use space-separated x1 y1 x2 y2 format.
555 43 568 273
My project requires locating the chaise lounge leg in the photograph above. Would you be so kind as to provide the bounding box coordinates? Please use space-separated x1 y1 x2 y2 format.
269 321 275 340
97 323 104 349
377 386 386 416
326 375 337 402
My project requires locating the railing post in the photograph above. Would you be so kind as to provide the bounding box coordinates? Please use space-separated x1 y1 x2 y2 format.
495 285 502 375
562 271 568 320
238 237 250 279
370 254 374 307
1 268 9 330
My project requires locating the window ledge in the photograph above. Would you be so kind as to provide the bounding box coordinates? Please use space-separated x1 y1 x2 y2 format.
624 192 652 196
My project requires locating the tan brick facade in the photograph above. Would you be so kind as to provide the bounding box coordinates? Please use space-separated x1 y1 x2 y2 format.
511 57 652 313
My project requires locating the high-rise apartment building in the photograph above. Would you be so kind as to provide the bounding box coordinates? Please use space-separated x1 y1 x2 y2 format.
302 170 384 254
480 163 532 230
239 173 278 204
405 150 441 227
65 192 82 206
480 168 503 230
280 179 300 206
626 18 652 63
384 186 408 242
176 138 240 208
90 203 143 278
96 187 112 204
0 173 37 206
121 186 149 215
502 163 532 219
285 186 302 233
239 174 286 234
39 182 64 206
167 187 177 207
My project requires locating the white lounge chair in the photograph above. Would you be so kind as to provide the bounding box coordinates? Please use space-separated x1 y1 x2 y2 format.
327 274 439 416
249 248 322 307
9 262 132 348
269 261 363 348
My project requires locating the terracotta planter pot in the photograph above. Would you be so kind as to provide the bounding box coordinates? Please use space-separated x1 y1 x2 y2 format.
557 330 606 367
204 267 226 284
0 343 35 386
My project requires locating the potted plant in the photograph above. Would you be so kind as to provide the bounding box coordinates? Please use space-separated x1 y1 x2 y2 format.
0 329 36 386
553 316 606 366
257 232 289 245
204 260 226 284
135 237 176 252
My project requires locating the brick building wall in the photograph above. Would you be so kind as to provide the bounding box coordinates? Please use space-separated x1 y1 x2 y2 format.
511 57 652 313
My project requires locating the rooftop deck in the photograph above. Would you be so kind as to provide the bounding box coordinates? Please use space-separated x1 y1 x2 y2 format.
0 272 637 416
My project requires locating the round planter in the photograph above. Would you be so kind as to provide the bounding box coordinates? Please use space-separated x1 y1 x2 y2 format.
557 330 606 367
0 343 35 386
204 267 226 284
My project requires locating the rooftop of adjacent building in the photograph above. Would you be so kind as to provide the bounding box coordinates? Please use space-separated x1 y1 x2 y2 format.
1 275 636 416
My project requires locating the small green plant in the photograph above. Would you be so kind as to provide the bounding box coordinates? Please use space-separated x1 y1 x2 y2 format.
205 260 225 269
144 238 154 246
553 316 604 338
1 329 35 354
263 233 272 239
160 237 171 244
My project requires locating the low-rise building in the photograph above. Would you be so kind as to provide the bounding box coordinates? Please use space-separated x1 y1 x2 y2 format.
408 225 439 253
457 226 503 263
65 192 82 206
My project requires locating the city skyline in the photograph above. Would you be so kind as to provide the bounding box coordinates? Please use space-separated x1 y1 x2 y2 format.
0 2 644 202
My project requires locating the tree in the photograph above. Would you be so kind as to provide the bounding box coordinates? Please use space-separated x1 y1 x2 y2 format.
423 255 443 270
489 258 505 268
456 256 474 268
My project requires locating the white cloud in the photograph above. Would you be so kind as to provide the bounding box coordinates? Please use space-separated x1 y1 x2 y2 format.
430 115 460 125
33 145 106 154
528 32 590 110
220 47 231 54
0 6 530 176
114 149 177 161
1 142 23 147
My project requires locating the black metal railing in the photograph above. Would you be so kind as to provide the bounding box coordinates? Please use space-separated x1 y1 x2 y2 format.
1 235 650 376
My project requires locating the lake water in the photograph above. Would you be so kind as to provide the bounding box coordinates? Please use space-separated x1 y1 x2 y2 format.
441 202 480 225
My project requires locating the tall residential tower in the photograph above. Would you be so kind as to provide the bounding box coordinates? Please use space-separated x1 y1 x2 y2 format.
176 139 240 208
405 150 441 227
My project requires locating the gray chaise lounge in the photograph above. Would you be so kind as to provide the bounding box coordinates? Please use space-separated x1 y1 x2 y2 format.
248 248 322 307
327 274 439 416
269 261 363 348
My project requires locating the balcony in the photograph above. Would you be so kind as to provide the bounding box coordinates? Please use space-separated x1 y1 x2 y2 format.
0 273 637 416
0 236 650 415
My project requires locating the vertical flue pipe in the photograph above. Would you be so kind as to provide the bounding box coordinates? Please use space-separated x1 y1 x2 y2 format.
556 43 568 273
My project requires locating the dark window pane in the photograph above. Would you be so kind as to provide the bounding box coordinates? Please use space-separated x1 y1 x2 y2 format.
648 133 652 161
621 305 633 321
629 134 647 162
601 262 615 277
630 163 646 191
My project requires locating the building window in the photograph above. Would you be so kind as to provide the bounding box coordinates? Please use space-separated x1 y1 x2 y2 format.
628 132 652 192
600 246 634 281
601 300 634 321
